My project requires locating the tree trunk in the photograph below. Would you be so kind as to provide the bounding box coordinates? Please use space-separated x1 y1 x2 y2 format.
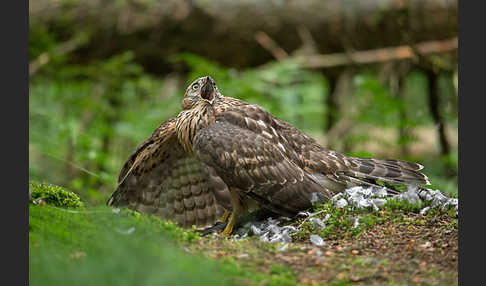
30 0 457 74
425 69 457 178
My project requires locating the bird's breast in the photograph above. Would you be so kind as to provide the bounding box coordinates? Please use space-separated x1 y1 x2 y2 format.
176 104 216 153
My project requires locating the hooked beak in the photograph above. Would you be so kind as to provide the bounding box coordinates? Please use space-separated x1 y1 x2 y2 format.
201 76 215 104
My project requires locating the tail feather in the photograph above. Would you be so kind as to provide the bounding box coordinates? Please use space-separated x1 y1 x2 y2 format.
343 158 430 186
355 158 424 172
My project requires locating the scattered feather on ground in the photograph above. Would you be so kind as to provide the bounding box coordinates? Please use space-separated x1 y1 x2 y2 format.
232 186 458 246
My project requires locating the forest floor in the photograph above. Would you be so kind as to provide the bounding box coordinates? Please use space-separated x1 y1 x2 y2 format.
29 182 458 286
192 212 457 286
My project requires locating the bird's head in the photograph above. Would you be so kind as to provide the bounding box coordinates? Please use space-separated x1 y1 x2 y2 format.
181 76 223 110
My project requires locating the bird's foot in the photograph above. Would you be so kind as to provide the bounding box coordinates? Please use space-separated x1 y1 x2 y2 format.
220 223 234 236
220 211 238 236
217 210 231 224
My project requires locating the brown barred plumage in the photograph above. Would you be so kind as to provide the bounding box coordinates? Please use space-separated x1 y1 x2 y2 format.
107 76 430 234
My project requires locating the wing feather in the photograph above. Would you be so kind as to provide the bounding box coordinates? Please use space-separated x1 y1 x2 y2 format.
193 120 332 217
107 118 228 229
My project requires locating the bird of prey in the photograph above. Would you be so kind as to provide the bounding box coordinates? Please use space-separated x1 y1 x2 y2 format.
107 76 430 235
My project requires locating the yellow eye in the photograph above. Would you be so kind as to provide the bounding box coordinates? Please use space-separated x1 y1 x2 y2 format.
192 84 200 90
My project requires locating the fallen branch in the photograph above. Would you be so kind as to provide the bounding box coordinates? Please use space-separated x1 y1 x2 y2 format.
295 37 457 69
254 31 289 60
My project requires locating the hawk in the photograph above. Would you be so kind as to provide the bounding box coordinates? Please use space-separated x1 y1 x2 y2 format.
107 76 430 235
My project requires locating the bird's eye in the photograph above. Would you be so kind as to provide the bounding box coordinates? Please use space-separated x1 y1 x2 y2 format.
192 84 200 90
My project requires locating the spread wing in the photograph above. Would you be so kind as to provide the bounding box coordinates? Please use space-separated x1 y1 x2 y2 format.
107 118 228 229
193 115 331 217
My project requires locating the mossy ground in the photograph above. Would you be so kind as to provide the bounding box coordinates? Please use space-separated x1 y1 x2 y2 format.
28 183 297 286
29 183 458 286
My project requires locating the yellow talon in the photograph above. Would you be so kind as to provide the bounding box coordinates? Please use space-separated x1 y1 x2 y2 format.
221 188 242 236
218 210 231 224
221 214 236 236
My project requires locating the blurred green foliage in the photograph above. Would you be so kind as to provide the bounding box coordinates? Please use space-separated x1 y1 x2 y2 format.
30 50 180 203
29 29 458 206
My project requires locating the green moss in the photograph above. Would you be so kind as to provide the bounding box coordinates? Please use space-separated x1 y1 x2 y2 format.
269 264 294 276
328 281 353 286
30 181 83 208
255 263 298 286
29 204 273 286
447 207 457 217
215 256 299 286
110 207 201 243
143 214 201 243
289 201 367 240
30 202 304 286
448 218 458 229
266 274 299 286
383 198 423 213
359 214 379 229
